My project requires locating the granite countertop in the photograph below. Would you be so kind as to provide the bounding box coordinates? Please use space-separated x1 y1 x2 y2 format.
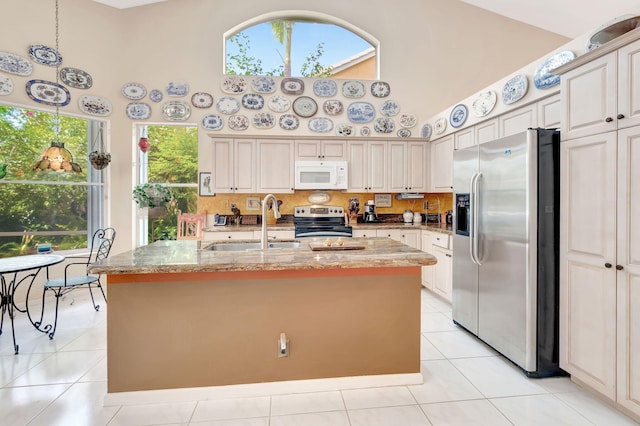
204 222 452 235
89 237 436 275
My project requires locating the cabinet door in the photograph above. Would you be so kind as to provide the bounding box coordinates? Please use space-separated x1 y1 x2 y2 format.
537 94 561 129
256 140 294 193
377 229 403 242
352 229 374 238
432 246 453 302
406 142 429 192
455 127 475 150
234 139 256 192
560 131 617 399
347 141 368 191
616 126 640 417
430 135 453 192
475 118 498 145
321 140 347 160
387 141 407 192
295 140 321 160
617 39 640 129
499 104 537 137
212 138 234 193
561 52 617 140
421 231 435 289
203 231 254 241
402 230 420 250
368 141 388 192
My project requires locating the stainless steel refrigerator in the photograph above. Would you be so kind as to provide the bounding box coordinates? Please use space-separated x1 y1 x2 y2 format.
452 128 563 377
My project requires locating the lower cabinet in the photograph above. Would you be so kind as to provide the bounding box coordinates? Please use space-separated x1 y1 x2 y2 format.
203 231 254 241
376 229 420 249
421 230 453 302
253 230 295 240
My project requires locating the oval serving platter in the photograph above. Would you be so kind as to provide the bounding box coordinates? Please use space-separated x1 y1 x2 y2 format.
202 114 224 130
166 81 189 97
228 114 249 131
122 82 147 100
252 112 276 129
126 102 151 120
216 96 241 114
0 74 14 95
28 44 62 66
308 117 334 133
281 78 305 95
313 79 337 97
534 50 575 90
346 101 375 123
502 74 528 105
268 95 290 113
279 114 299 130
221 75 247 94
60 67 93 89
472 90 497 117
342 80 365 98
25 79 70 106
0 51 33 76
242 93 264 110
78 95 112 116
251 76 276 93
323 99 344 116
161 101 191 121
191 92 214 108
370 81 391 97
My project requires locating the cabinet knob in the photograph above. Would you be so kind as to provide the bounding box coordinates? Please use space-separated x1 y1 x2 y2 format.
605 117 614 123
617 114 625 120
616 264 624 271
605 262 612 268
446 253 452 258
230 187 233 190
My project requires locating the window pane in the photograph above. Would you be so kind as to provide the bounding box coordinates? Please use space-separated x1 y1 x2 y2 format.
146 126 198 184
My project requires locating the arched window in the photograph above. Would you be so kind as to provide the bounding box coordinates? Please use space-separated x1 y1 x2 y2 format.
224 11 379 79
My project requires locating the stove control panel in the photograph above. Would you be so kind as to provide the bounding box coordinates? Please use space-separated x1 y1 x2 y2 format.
294 205 344 217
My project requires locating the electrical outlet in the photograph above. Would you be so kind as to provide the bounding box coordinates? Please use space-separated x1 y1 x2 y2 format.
278 332 289 358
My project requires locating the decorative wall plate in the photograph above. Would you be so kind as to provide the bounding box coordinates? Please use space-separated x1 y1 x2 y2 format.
420 123 432 140
292 96 317 117
279 114 299 130
360 126 371 136
379 100 400 117
399 113 417 128
313 79 337 97
472 90 497 117
216 96 240 114
342 80 365 98
449 104 468 128
323 99 344 115
251 76 276 93
121 82 147 100
281 78 304 95
335 123 355 137
0 74 14 95
374 117 395 133
161 101 191 121
434 117 447 134
252 112 275 129
126 102 151 120
202 114 224 130
78 95 112 116
191 92 214 108
0 51 33 76
346 101 375 123
28 44 62 66
308 117 333 133
534 50 575 90
502 74 528 105
25 80 70 106
166 81 189 97
60 67 92 89
228 114 249 131
308 192 331 204
221 75 247 94
267 95 290 112
370 81 391 97
149 89 163 103
241 93 264 110
397 129 411 138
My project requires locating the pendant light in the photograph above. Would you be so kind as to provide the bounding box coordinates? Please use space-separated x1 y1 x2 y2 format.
32 0 82 174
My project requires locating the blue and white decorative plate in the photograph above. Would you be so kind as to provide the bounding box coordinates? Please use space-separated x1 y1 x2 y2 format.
242 93 264 110
342 80 365 98
60 67 92 89
534 50 575 90
308 117 333 133
397 128 411 138
221 75 247 94
371 81 390 97
228 114 249 131
502 74 528 105
374 117 395 134
292 96 317 117
125 102 151 120
323 99 344 115
472 90 497 117
279 114 300 130
78 95 112 116
267 95 290 113
25 80 70 106
122 82 146 100
149 89 163 103
251 76 276 93
252 112 276 129
335 123 355 137
434 117 447 135
281 78 304 95
449 104 468 128
420 124 432 140
161 101 190 121
216 96 241 114
166 81 189 97
399 113 417 128
0 51 33 76
0 74 14 95
191 92 213 108
202 114 224 130
313 79 337 97
379 100 400 117
28 44 62 66
346 101 375 123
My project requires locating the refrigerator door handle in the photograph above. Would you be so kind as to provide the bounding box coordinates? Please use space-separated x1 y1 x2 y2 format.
469 173 477 265
471 172 482 266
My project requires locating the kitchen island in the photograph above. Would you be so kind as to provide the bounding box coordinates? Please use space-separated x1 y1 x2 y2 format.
90 237 436 395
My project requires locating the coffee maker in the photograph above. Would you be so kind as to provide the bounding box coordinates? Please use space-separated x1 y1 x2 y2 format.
363 200 378 222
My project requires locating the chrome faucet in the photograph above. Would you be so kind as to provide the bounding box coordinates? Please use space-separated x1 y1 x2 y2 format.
261 194 281 249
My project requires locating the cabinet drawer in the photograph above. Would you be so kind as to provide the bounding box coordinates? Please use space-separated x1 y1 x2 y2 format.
203 231 254 241
432 233 451 249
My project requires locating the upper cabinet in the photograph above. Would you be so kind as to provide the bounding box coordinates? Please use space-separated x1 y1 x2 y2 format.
430 135 453 192
256 139 294 193
346 140 387 192
211 138 256 193
454 127 475 150
499 103 538 137
387 141 429 192
295 140 346 160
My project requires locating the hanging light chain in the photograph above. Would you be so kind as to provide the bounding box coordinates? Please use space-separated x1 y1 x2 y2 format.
54 0 61 142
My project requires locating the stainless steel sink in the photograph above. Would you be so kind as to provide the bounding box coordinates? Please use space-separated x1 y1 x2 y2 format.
206 240 302 251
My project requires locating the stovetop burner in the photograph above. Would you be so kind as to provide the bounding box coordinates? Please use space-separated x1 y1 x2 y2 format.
294 205 352 238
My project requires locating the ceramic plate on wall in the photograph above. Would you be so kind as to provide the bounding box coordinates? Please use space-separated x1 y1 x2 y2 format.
472 90 497 117
267 95 290 113
434 117 447 135
347 101 375 123
216 96 240 114
449 104 468 128
251 76 276 93
252 112 275 129
60 67 92 89
228 114 249 130
78 95 112 116
28 44 62 66
379 100 400 117
360 126 371 136
26 80 70 106
397 128 411 138
281 78 304 95
534 50 575 90
399 113 417 128
342 80 365 98
335 123 355 137
221 75 248 94
420 123 432 140
292 96 317 117
122 82 147 100
309 117 333 133
202 114 224 130
323 99 344 115
279 114 299 130
191 92 213 108
126 102 151 120
370 81 390 97
242 93 264 110
0 74 14 95
373 117 395 133
161 101 191 121
313 79 337 97
502 74 528 105
149 89 163 103
166 81 189 97
0 51 33 76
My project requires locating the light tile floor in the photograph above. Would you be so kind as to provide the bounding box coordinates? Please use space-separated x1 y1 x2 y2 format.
0 288 638 425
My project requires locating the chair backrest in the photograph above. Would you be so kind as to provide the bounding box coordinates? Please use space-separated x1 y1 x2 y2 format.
88 228 116 264
177 212 206 240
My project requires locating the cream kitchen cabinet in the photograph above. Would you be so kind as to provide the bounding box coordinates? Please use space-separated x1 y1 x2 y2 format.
295 140 346 160
420 230 452 302
256 139 294 193
454 127 475 150
253 230 295 240
429 135 453 192
376 229 420 250
475 118 498 145
499 103 537 137
203 231 254 241
537 94 561 129
421 231 435 289
347 140 387 192
387 141 429 192
351 229 375 238
211 138 256 193
559 125 640 420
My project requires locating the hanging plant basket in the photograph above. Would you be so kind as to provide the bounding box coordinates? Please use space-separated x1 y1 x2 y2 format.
88 151 111 170
133 183 174 208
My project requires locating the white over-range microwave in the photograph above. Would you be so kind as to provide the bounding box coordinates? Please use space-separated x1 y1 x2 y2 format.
294 160 348 190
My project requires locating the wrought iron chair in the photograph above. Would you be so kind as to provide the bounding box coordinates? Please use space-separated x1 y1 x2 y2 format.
35 227 116 339
177 211 206 240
